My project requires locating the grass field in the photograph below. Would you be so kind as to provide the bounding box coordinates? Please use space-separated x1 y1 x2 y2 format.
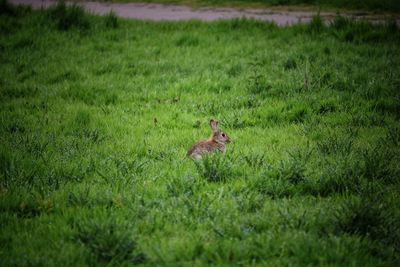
1 1 400 266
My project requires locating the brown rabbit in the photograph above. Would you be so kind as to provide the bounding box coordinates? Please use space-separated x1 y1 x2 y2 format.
187 119 230 160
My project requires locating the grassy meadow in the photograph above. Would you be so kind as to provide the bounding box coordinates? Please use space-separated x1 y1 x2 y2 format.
1 1 400 266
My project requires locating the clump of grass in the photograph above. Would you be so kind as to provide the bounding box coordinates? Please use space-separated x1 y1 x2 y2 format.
248 147 312 197
242 152 268 170
329 15 400 43
74 219 146 265
316 131 355 155
175 34 199 47
360 145 399 184
104 10 118 29
247 61 271 95
0 190 53 218
283 57 297 70
69 110 106 144
337 196 384 236
335 190 400 259
46 1 90 31
95 154 148 190
227 63 242 77
195 153 235 182
374 98 400 119
166 173 200 197
249 171 294 199
220 110 245 129
286 104 309 123
307 14 324 34
316 100 337 114
312 167 361 196
278 147 312 185
385 125 400 146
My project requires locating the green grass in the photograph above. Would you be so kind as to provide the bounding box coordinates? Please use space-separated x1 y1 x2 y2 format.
96 0 400 13
1 2 400 266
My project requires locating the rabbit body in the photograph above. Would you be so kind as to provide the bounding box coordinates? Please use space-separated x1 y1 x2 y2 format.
187 120 230 160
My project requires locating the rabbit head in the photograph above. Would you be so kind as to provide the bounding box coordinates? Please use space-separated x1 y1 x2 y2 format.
210 119 230 145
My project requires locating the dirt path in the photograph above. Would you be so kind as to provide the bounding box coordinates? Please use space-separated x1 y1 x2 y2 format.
9 0 400 26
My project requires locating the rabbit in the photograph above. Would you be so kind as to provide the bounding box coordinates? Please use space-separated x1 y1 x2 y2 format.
187 119 230 160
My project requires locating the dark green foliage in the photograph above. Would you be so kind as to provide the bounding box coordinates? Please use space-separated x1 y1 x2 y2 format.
329 15 400 43
175 34 199 46
74 219 146 265
284 57 297 70
307 15 324 34
336 190 400 259
338 195 385 236
385 126 400 146
317 100 337 114
46 1 90 31
0 0 16 16
104 11 119 29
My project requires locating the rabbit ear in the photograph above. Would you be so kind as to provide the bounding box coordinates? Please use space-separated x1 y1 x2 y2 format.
210 119 219 132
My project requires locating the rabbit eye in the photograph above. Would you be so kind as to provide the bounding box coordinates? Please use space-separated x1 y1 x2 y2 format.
222 133 226 137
